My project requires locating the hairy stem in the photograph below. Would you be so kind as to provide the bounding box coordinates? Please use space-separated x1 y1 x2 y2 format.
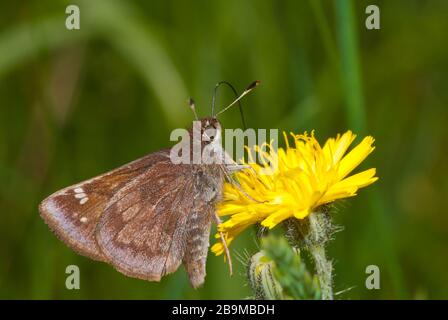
308 212 333 300
309 244 333 300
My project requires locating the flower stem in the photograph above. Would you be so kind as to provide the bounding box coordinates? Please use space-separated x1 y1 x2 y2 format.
286 211 335 300
308 212 333 300
309 244 333 300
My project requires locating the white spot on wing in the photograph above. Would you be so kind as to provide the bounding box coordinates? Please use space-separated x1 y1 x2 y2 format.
73 188 89 204
80 217 88 223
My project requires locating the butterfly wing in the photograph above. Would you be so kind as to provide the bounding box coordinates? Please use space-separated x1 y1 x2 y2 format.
39 150 171 262
41 147 221 288
95 160 197 283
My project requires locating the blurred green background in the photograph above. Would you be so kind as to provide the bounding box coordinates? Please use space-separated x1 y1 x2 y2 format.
0 0 447 299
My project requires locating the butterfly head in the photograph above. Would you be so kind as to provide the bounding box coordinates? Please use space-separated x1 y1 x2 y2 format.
200 117 222 145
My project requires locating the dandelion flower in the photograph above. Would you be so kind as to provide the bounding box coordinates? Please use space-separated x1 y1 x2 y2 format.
212 131 378 256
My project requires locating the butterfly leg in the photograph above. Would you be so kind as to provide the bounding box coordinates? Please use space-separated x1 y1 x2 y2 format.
219 165 263 203
213 211 233 276
225 164 251 172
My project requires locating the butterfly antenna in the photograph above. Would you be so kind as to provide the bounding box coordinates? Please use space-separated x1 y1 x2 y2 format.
212 81 247 129
188 97 199 120
215 81 260 121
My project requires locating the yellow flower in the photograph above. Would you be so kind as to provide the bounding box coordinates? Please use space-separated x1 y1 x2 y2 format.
212 131 378 256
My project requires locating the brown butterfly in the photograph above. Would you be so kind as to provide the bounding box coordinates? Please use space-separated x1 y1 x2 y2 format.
39 81 259 288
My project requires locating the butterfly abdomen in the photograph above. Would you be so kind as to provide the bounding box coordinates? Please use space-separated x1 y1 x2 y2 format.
183 208 213 288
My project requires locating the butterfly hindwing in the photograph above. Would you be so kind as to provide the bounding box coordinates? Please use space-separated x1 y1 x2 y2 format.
95 160 196 282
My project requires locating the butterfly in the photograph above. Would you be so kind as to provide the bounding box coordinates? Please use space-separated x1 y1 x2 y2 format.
39 81 259 288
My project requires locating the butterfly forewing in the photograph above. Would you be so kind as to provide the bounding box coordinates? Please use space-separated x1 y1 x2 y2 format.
39 150 171 261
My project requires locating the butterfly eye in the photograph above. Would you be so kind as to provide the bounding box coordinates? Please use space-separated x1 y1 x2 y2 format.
203 126 217 141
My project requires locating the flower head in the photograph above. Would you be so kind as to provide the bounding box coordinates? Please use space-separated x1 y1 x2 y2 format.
212 131 378 256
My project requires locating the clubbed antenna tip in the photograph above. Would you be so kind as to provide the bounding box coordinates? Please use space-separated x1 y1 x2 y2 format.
246 80 260 92
215 80 261 117
188 97 198 120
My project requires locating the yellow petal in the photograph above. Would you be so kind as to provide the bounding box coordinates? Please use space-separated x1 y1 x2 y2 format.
260 208 292 229
319 168 378 205
318 187 356 205
211 242 225 256
217 203 244 216
334 168 378 190
332 131 356 164
338 136 375 179
293 208 310 219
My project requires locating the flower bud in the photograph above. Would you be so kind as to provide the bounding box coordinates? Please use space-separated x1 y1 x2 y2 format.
248 251 284 300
